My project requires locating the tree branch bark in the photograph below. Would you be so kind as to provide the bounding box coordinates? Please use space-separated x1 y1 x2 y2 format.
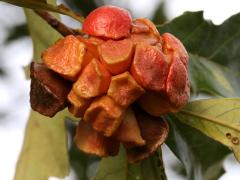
34 10 84 37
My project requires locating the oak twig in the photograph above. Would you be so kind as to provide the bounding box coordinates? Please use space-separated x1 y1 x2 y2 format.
157 148 168 180
154 147 167 180
1 0 85 23
34 10 84 37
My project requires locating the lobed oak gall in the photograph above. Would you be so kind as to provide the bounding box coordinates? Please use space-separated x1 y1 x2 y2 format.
42 35 86 81
30 5 190 162
82 5 132 39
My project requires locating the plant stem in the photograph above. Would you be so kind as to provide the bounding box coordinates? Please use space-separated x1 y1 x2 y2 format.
57 4 85 23
156 148 168 180
1 0 85 23
34 10 83 37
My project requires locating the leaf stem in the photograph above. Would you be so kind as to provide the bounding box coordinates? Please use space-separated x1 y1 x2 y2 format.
56 4 85 23
1 1 85 23
34 10 83 36
179 109 240 132
156 148 168 180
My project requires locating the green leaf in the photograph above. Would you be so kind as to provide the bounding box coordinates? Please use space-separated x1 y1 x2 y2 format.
0 0 84 22
23 4 62 78
15 1 70 179
14 111 69 180
158 11 240 180
63 0 100 17
66 121 99 180
94 147 127 180
160 11 240 68
158 11 240 97
5 24 29 43
176 98 240 161
24 8 62 61
94 147 167 180
69 144 99 180
152 1 167 24
166 115 229 180
189 54 239 97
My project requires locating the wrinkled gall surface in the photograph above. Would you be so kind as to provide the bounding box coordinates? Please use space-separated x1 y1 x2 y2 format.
30 5 189 163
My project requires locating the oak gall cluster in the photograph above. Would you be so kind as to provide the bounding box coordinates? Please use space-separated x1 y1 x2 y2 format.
30 5 189 163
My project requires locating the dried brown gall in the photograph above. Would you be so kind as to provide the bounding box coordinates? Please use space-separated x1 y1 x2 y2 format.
30 62 71 117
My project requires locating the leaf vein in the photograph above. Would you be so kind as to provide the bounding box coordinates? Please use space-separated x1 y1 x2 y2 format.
208 30 240 59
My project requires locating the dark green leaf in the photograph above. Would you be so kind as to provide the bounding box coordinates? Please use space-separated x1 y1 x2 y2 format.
158 11 240 180
158 11 205 44
152 1 167 24
160 12 240 68
189 54 240 97
70 144 99 180
67 120 99 180
0 67 6 77
158 11 240 97
94 147 167 180
63 0 101 17
5 24 29 43
94 147 127 180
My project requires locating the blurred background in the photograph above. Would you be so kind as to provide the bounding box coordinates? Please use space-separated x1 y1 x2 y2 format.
0 0 240 179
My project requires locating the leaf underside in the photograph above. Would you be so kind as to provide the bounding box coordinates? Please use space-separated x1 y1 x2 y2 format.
166 115 229 180
14 111 69 180
14 1 70 180
177 98 240 161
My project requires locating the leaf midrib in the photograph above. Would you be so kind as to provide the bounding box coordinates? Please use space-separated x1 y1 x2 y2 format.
179 109 240 132
208 28 240 59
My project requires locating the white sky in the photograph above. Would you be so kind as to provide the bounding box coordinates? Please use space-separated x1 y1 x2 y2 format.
165 0 240 24
105 0 240 25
